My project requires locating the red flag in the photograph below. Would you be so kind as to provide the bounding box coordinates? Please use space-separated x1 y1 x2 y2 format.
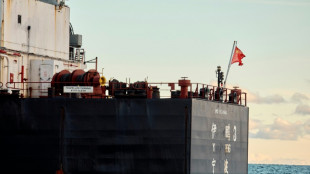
231 46 246 66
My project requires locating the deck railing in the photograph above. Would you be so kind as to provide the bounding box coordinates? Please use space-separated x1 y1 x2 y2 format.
1 81 247 106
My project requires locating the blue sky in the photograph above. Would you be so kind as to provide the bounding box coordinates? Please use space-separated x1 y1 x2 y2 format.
67 0 310 165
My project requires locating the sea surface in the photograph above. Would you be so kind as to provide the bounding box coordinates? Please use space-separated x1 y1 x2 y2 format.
248 164 310 174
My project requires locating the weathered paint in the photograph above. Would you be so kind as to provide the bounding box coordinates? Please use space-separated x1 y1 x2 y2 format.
2 0 69 59
0 0 3 46
0 0 86 97
29 59 54 97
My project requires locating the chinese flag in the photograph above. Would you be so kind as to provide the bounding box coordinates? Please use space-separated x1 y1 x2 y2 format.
231 46 246 66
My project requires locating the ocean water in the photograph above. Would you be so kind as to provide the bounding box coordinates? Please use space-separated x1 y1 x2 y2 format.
249 164 310 174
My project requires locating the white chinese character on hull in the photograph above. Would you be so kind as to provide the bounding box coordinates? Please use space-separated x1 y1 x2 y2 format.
225 144 231 154
225 124 231 141
224 159 229 174
233 125 237 142
211 123 217 139
212 158 216 174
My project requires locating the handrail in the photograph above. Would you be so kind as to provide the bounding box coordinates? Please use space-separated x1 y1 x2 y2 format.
2 81 247 106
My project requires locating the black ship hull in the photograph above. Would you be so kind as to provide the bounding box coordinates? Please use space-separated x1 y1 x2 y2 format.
0 98 248 174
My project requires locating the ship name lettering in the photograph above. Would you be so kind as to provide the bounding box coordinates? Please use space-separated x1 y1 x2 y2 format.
215 109 227 115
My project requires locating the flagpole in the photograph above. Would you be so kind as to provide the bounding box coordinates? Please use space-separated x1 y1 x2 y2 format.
224 41 237 88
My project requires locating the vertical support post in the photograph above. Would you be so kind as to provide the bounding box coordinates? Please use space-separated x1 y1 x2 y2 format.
245 93 247 106
27 26 31 96
225 88 228 102
21 65 25 96
29 87 32 98
240 90 242 105
20 66 24 83
57 107 65 174
95 57 98 71
147 87 153 99
184 106 188 174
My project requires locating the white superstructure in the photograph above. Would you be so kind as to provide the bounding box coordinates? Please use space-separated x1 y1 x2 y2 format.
0 0 86 97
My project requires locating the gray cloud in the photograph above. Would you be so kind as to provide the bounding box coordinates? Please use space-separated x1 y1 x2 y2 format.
291 93 309 103
260 95 286 104
304 120 310 134
295 105 310 115
291 93 310 116
249 119 263 130
248 93 286 104
248 92 310 107
250 118 309 141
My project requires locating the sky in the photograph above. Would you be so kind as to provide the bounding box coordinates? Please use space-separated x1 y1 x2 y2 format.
66 0 310 165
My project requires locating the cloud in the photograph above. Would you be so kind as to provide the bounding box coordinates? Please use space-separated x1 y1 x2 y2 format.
271 158 309 166
250 118 309 140
249 119 263 130
253 118 301 140
247 92 286 104
291 93 309 103
261 95 286 104
295 104 310 115
249 153 273 164
247 92 310 106
290 93 310 115
249 153 309 165
304 120 310 134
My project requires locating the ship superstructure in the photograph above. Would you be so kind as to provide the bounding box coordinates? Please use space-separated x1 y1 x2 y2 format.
0 0 85 97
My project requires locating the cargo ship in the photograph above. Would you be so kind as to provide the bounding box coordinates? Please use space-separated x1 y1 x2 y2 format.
0 1 249 174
